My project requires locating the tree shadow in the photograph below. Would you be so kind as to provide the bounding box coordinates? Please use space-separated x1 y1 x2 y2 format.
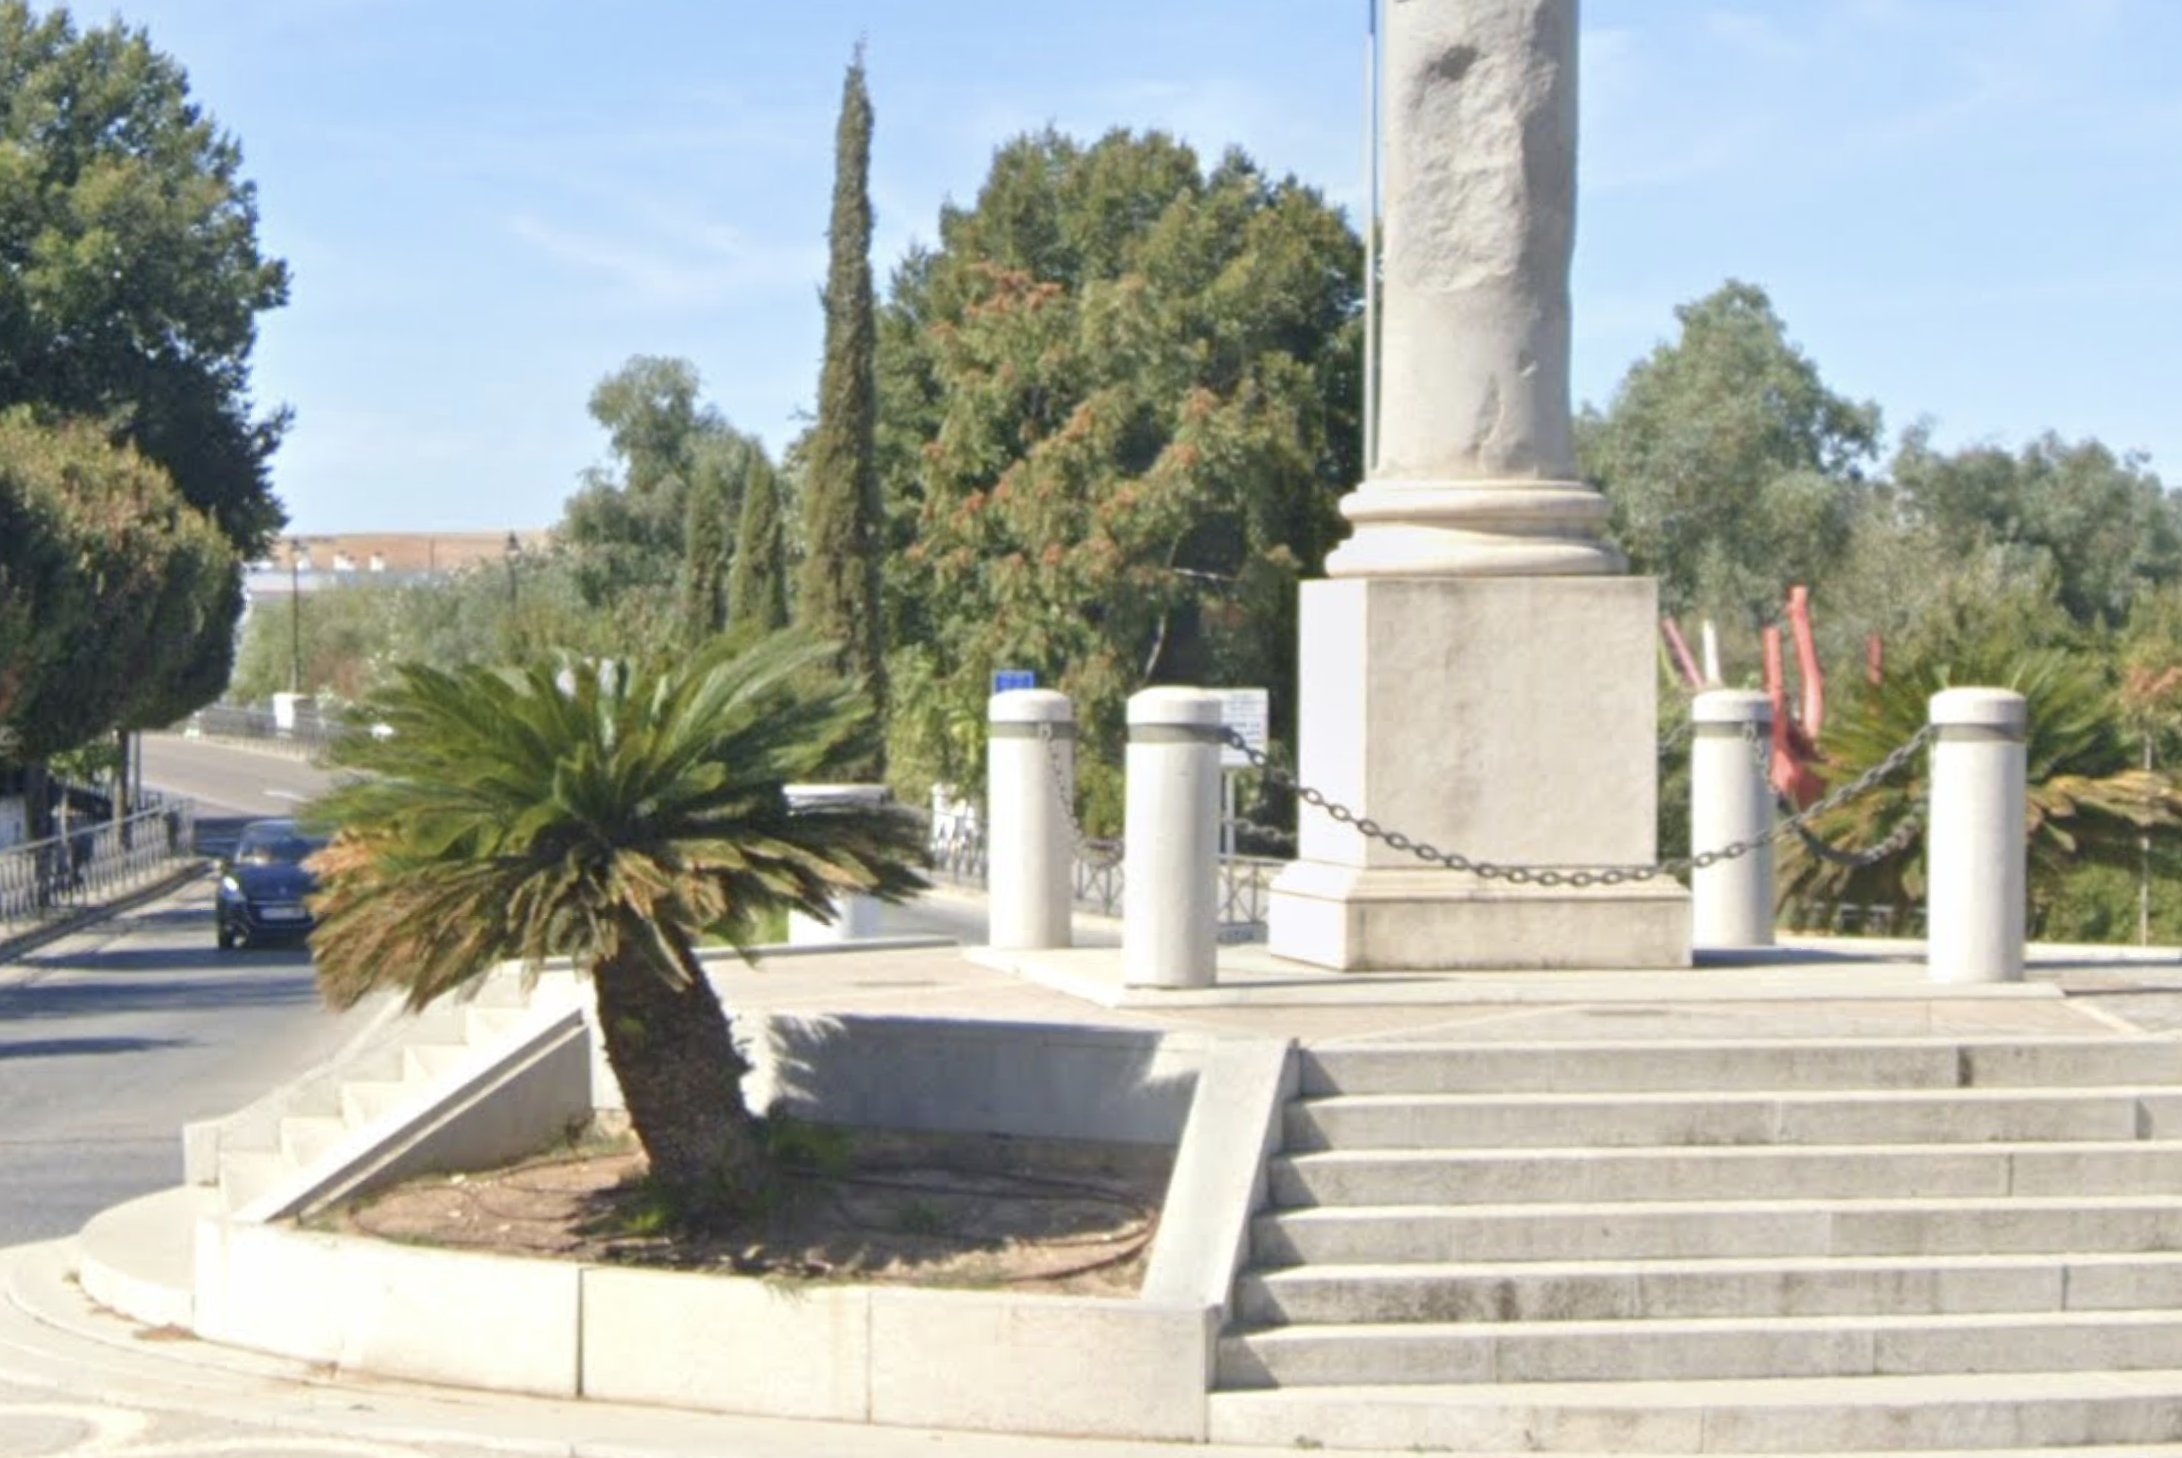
28 943 313 974
0 975 323 1023
0 1035 189 1060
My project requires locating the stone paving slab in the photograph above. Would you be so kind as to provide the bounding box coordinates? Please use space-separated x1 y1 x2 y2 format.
737 926 2154 1049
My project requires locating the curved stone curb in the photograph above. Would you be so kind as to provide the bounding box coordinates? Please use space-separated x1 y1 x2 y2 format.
8 1237 1323 1458
151 997 1294 1444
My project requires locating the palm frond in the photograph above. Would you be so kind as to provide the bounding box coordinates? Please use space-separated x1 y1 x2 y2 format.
305 630 928 1010
1779 644 2182 929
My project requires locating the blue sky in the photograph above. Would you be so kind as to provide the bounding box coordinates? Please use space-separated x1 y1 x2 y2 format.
89 0 2182 534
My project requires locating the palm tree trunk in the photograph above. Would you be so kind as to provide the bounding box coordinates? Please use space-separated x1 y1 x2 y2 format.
590 944 767 1221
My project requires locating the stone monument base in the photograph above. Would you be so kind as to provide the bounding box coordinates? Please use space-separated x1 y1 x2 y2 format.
1264 574 1692 972
1269 860 1691 971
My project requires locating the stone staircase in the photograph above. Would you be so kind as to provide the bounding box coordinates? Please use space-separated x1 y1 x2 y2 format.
1209 1034 2182 1453
205 970 576 1214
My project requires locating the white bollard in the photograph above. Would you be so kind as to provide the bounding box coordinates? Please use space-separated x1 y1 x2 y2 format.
1124 687 1223 989
1927 688 2027 984
1691 689 1775 949
988 689 1075 950
784 784 891 945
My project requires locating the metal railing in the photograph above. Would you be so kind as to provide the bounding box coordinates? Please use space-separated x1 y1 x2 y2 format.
0 795 200 938
922 813 1279 942
180 703 342 759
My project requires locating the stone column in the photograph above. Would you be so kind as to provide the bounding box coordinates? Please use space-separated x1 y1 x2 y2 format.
1123 688 1222 989
1927 688 2026 985
1691 690 1775 950
987 689 1075 950
1331 0 1619 578
1267 0 1690 971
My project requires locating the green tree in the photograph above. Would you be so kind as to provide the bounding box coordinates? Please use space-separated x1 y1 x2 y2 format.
558 356 768 640
228 553 614 708
0 409 234 759
1890 426 2182 627
878 129 1361 824
304 633 927 1221
2118 584 2182 771
726 456 788 631
0 2 289 558
677 470 731 646
228 582 395 706
1578 281 1882 629
796 46 886 761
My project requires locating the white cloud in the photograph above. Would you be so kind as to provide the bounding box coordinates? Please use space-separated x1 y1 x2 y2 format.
504 212 824 309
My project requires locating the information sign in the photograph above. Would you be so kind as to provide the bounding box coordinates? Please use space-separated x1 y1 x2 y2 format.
1216 688 1270 770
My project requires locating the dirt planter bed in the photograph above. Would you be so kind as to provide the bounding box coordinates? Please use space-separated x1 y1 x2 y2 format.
180 1007 1298 1444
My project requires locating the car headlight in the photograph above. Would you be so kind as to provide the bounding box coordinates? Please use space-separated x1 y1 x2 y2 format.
219 875 242 898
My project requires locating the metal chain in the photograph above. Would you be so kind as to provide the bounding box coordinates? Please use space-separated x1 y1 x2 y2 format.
1737 725 1935 871
1794 813 1923 869
1747 720 1774 777
1747 717 1919 867
1037 723 1122 866
1663 715 1777 779
1217 723 1937 888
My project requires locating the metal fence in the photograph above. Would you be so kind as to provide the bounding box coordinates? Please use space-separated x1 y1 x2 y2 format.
922 812 1279 942
180 703 340 759
0 795 200 938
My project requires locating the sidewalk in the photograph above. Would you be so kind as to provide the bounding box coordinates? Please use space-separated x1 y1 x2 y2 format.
0 859 206 970
6 885 2182 1456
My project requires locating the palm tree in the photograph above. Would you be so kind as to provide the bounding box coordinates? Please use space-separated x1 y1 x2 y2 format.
1779 645 2182 934
303 631 926 1223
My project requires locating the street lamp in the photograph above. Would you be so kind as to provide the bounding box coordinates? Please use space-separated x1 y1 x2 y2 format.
289 538 304 694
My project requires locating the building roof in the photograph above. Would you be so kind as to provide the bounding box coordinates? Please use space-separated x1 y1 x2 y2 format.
257 531 548 576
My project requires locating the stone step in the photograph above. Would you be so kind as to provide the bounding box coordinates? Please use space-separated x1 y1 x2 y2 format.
331 1042 410 1086
1235 1252 2182 1326
1252 1194 2182 1266
1285 1087 2156 1151
338 1077 414 1129
216 1148 291 1211
277 1112 350 1169
1206 1370 2182 1452
1239 1248 2182 1327
401 1040 471 1082
463 1005 531 1043
466 972 534 1010
1217 1310 2182 1389
1270 1141 2182 1207
1298 1038 2182 1096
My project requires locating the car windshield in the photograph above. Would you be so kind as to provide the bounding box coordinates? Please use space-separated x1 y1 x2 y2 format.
236 833 326 867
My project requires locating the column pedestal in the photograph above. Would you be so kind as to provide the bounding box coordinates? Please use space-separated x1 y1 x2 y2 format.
1266 575 1691 971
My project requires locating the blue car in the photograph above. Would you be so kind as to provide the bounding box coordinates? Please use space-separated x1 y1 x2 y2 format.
215 818 328 950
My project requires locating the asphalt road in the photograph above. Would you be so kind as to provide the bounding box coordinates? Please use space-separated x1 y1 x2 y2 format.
0 734 1001 1252
0 737 362 1248
139 732 337 844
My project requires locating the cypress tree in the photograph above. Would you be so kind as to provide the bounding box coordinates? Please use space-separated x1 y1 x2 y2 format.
677 471 731 645
727 457 788 631
797 43 886 772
